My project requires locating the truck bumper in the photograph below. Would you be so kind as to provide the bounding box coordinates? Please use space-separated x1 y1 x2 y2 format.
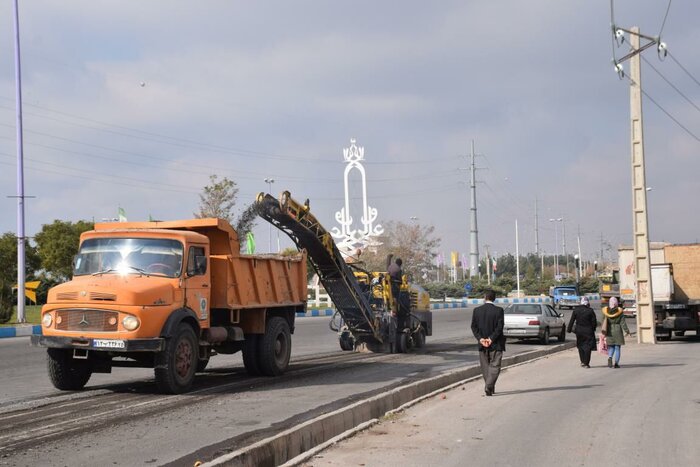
661 317 696 331
31 335 165 352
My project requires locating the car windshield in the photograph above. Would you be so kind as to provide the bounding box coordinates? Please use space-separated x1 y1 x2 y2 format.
74 237 184 278
505 304 541 315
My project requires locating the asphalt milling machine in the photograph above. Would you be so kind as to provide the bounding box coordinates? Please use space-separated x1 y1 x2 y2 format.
255 191 432 353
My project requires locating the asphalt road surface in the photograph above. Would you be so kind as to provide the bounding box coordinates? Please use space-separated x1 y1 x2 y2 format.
0 305 583 466
308 334 699 467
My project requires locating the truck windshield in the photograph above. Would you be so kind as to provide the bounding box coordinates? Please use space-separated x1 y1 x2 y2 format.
74 238 184 278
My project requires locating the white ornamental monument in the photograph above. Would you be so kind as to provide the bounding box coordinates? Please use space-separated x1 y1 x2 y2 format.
331 138 383 256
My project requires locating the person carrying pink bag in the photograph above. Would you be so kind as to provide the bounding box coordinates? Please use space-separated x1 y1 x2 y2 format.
601 297 632 368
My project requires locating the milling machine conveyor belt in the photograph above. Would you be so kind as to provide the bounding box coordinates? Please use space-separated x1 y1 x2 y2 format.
255 191 380 340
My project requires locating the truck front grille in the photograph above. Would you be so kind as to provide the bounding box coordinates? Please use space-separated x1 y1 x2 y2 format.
55 309 119 332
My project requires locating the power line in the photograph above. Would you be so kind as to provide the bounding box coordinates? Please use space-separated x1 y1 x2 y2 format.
658 0 673 38
641 55 700 114
0 97 456 167
668 51 700 89
625 75 700 143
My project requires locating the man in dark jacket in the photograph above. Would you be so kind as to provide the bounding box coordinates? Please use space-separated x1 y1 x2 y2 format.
567 296 597 368
471 290 505 396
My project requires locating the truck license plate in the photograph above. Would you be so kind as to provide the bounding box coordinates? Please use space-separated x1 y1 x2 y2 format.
93 339 126 349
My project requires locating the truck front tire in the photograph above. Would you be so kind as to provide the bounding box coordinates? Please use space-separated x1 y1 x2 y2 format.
155 323 198 394
258 317 291 376
47 348 92 391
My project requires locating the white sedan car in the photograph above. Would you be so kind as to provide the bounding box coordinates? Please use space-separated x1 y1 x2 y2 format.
503 303 566 344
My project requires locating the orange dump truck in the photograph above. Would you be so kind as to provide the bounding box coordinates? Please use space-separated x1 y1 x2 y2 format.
31 218 307 393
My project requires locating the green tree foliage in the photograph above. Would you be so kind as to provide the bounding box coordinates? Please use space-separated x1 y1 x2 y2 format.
0 232 40 322
360 221 440 284
194 175 257 251
34 220 93 282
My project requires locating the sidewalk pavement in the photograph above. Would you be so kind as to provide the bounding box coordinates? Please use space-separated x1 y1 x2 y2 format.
298 339 699 467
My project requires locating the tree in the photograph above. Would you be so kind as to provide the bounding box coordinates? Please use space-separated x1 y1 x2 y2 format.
194 175 257 251
34 220 94 282
0 232 40 322
361 221 441 284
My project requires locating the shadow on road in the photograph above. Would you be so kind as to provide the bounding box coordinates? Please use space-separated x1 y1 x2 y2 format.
496 384 603 396
614 363 686 368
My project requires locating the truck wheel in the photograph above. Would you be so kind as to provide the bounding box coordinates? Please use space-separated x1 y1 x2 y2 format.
196 357 210 373
258 317 291 376
339 332 354 351
540 328 550 345
242 334 261 376
414 329 426 348
396 332 408 353
47 348 92 391
558 326 566 342
155 323 198 394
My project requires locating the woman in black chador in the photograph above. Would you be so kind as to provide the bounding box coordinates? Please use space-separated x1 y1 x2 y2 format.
567 296 597 368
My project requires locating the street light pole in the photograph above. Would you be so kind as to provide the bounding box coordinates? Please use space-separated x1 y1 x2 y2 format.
264 178 274 253
13 0 26 323
549 218 562 278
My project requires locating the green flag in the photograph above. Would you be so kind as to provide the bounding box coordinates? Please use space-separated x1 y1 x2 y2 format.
246 231 255 254
118 207 127 222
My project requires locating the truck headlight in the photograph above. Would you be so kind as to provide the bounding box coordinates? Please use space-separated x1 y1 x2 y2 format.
122 315 140 331
42 313 53 328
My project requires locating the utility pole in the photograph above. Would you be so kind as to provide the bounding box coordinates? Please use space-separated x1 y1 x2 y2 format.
577 225 583 278
468 140 479 278
562 217 569 276
549 218 562 278
613 26 656 344
515 220 521 296
534 198 539 255
484 244 491 285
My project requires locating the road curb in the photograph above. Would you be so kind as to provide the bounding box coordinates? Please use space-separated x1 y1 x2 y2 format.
200 341 576 467
0 325 41 339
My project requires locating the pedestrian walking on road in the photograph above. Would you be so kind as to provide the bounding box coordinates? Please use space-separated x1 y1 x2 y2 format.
567 296 597 368
602 297 631 368
471 290 505 396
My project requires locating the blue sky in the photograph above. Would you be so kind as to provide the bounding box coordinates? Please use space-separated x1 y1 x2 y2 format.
1 0 698 266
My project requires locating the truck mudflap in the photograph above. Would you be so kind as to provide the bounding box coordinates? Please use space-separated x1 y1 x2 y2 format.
31 335 164 352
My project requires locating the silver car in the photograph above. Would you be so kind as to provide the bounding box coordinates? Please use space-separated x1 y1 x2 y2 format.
503 303 566 344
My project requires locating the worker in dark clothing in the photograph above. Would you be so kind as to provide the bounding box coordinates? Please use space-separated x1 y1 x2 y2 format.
387 257 403 306
387 257 405 329
567 296 597 368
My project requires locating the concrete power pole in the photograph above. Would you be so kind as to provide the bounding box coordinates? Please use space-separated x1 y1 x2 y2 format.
469 141 479 278
614 26 656 344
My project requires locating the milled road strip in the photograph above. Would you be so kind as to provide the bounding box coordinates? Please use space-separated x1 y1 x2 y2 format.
200 341 576 467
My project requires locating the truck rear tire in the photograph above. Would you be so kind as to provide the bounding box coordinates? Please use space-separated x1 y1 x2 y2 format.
242 334 261 376
47 348 92 391
258 317 291 376
155 323 198 394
